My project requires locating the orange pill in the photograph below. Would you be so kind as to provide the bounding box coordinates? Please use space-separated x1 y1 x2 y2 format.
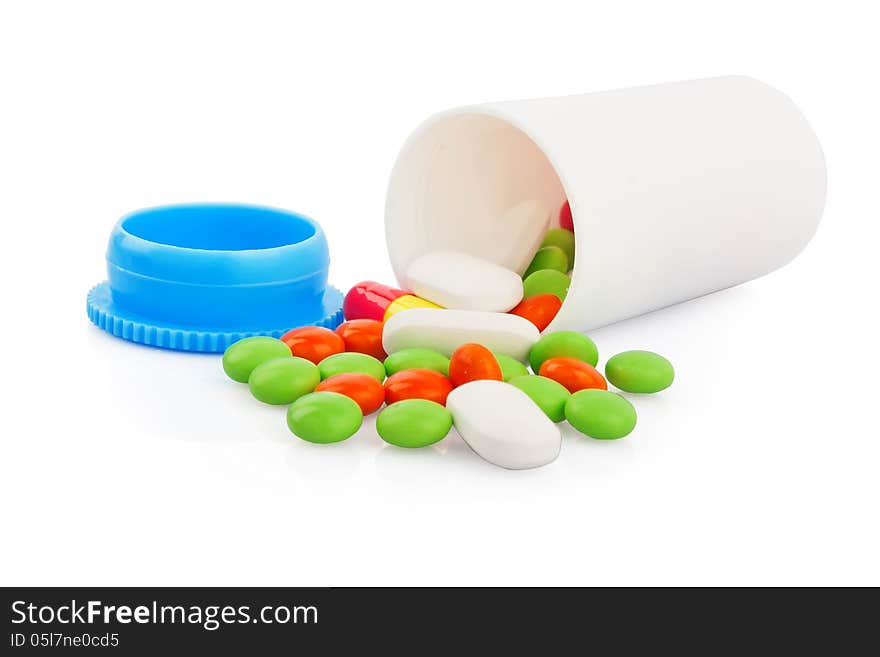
316 373 385 414
539 357 607 393
335 319 386 360
384 368 453 406
449 343 503 388
281 326 345 365
508 294 562 332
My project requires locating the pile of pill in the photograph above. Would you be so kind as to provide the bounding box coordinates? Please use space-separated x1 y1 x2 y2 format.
221 200 674 469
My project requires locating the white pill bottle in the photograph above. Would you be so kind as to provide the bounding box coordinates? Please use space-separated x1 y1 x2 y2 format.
385 76 826 331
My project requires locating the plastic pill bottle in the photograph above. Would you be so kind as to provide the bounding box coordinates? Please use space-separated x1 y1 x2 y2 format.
385 76 826 331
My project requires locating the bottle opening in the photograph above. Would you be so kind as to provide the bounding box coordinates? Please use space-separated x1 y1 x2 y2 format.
386 112 569 283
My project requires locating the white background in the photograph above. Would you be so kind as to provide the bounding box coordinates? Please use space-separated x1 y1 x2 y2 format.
1 1 878 586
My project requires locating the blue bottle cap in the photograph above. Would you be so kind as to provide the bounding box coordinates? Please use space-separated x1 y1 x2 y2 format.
87 203 343 352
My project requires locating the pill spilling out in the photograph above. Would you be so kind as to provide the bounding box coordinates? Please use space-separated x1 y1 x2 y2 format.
565 389 637 440
384 368 453 406
318 352 386 383
605 350 675 393
523 268 570 301
447 380 562 470
282 326 345 365
221 213 674 470
376 399 452 448
249 356 320 405
382 308 539 361
493 352 529 381
383 293 443 321
335 319 387 361
529 330 599 372
287 391 363 443
222 336 291 383
508 374 571 423
342 281 407 322
449 343 504 387
405 250 523 313
507 294 562 332
539 357 607 393
315 372 385 415
343 280 442 322
383 347 450 377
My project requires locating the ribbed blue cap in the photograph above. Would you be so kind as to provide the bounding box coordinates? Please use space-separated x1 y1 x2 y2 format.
87 203 344 353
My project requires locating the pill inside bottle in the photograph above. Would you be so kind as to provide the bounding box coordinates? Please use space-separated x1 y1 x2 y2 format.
386 113 574 332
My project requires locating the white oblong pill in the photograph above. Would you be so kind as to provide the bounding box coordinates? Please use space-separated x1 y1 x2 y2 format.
404 250 523 312
382 308 539 361
447 380 561 470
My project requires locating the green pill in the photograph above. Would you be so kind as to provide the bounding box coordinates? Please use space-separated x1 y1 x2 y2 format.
376 399 452 448
540 228 575 268
248 356 320 405
494 352 529 382
529 330 599 372
523 246 569 279
523 269 570 301
287 392 363 443
605 350 675 393
318 352 386 382
222 336 291 383
508 375 571 422
565 389 637 440
384 348 450 377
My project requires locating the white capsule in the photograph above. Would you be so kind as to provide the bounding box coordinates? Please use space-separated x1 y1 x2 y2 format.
447 380 561 470
382 308 539 360
404 250 523 312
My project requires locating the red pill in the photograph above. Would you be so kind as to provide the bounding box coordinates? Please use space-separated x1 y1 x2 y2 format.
559 200 573 232
539 357 607 393
335 319 386 360
343 280 408 322
316 373 385 414
384 369 454 406
281 326 345 365
508 294 562 332
449 343 503 388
